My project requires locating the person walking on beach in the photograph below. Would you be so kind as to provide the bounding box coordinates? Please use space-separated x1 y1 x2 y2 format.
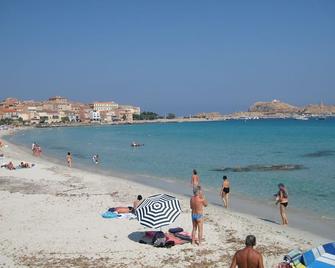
220 175 230 208
276 183 288 225
230 235 264 268
190 186 208 246
191 169 200 191
66 152 72 168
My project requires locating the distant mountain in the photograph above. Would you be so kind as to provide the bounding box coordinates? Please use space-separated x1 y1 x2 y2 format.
248 100 335 115
248 100 299 113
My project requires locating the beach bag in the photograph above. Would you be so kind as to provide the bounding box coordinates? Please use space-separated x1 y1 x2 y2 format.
168 227 183 234
152 231 166 247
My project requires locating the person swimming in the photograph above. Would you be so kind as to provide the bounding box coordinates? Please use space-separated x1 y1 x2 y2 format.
92 154 99 164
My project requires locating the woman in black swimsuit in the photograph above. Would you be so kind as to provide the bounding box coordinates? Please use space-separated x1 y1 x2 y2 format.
220 176 230 208
276 183 289 225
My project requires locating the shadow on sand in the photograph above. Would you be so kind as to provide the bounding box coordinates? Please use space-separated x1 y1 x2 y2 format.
128 231 145 243
259 218 279 225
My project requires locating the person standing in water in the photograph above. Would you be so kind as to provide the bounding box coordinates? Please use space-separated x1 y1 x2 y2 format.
276 183 288 225
220 176 230 208
191 169 200 192
66 152 72 168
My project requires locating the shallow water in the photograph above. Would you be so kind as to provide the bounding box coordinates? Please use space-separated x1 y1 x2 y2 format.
8 119 335 218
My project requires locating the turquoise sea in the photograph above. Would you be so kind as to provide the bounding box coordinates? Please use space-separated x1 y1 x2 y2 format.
7 119 335 218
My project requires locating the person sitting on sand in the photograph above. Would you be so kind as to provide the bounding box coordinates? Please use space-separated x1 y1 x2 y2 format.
1 161 15 170
133 195 143 211
66 152 72 168
276 183 289 225
230 235 264 268
190 186 208 246
20 162 31 168
220 175 230 208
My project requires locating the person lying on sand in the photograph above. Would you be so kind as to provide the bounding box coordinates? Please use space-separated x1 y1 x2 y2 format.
1 161 15 170
230 235 264 268
109 207 134 214
20 162 31 168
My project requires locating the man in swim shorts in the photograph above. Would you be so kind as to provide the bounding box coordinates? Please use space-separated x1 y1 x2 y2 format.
230 235 264 268
190 186 208 245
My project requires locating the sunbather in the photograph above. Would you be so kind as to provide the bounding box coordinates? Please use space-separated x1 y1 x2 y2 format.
20 162 31 168
1 161 15 170
109 207 134 214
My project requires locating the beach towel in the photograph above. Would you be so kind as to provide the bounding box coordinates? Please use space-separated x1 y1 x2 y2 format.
165 233 188 245
101 211 120 218
117 213 137 220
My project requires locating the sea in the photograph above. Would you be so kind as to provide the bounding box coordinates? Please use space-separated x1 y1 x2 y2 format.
6 119 335 219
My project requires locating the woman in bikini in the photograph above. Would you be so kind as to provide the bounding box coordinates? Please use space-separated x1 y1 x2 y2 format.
220 176 230 208
276 183 288 225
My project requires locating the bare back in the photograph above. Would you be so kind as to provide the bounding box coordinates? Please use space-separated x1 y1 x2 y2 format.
190 195 207 214
230 247 264 268
192 174 200 187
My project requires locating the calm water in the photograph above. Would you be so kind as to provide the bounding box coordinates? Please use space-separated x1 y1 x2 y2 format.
8 119 335 218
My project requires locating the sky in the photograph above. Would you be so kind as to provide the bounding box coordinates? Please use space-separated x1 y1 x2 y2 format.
0 0 334 115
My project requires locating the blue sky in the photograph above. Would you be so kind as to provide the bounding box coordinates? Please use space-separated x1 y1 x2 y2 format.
0 1 334 115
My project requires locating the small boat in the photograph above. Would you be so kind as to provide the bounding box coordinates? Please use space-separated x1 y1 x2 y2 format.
293 115 309 120
131 142 144 147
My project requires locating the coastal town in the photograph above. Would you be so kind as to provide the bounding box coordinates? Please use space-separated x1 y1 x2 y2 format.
0 97 334 126
0 96 141 125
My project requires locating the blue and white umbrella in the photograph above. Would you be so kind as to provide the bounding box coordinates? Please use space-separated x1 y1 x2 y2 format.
302 242 335 267
135 194 181 229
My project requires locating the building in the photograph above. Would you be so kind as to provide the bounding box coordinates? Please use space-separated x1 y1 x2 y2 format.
118 105 140 115
89 110 101 121
48 96 69 103
93 102 118 112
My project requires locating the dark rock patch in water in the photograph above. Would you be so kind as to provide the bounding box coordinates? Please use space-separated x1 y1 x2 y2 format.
211 164 306 172
303 150 335 158
72 153 87 159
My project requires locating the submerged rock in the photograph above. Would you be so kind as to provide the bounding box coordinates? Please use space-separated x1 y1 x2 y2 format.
211 164 306 172
303 150 335 158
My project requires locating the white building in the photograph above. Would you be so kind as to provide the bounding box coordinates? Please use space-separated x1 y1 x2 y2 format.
89 110 101 121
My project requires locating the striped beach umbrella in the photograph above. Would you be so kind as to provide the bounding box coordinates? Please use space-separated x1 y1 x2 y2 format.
303 242 335 267
135 194 181 229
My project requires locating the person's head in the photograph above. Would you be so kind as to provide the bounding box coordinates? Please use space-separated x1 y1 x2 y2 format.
193 169 197 175
278 183 285 190
67 152 71 155
21 162 24 165
245 235 256 247
193 185 201 196
137 195 143 201
223 175 227 180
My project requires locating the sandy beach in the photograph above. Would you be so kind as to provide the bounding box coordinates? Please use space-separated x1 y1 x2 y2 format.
0 129 331 268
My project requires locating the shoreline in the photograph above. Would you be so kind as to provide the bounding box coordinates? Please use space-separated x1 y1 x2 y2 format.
3 128 335 241
0 128 333 267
